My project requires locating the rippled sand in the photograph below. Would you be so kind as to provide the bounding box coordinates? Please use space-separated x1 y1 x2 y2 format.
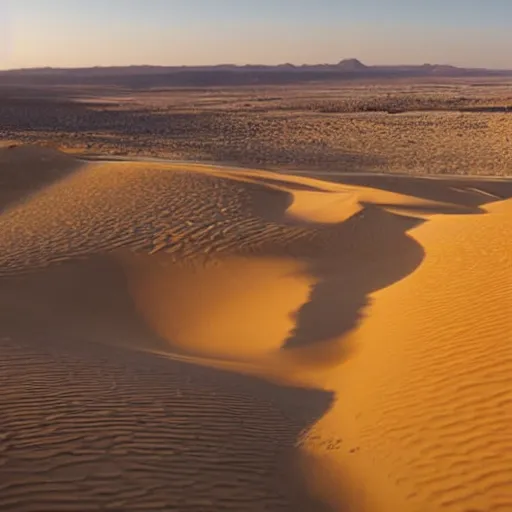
0 145 510 511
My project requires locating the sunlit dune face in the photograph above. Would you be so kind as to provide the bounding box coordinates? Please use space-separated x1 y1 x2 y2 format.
118 252 315 360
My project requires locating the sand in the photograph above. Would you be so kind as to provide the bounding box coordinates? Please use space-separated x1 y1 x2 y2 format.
0 144 510 511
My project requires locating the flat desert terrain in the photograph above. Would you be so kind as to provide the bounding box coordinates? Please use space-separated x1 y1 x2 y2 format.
1 78 511 176
0 78 511 511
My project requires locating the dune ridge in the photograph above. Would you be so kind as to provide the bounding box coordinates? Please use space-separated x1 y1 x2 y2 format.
305 201 512 511
0 145 510 511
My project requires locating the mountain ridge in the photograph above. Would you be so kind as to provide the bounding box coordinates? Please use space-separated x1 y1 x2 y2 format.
1 60 511 87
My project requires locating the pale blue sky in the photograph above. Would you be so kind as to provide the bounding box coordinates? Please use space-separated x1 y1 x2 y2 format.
1 0 511 69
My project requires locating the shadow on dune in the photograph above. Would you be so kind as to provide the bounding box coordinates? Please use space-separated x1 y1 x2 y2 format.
280 174 512 351
284 206 425 350
0 256 333 512
0 144 85 213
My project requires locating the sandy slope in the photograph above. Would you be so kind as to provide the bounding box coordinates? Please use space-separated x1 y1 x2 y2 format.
303 200 512 512
0 145 510 511
0 144 85 212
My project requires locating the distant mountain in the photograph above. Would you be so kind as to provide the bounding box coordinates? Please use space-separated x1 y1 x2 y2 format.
336 58 367 71
0 60 511 88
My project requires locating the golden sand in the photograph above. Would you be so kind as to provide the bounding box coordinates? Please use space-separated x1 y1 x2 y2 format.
0 145 510 511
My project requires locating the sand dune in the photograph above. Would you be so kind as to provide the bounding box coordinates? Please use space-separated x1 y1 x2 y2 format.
0 144 85 212
303 204 512 512
0 145 510 511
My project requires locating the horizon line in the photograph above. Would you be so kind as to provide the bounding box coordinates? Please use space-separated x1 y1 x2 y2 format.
1 60 512 73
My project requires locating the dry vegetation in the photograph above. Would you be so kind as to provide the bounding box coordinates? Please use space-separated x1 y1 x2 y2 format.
1 79 511 175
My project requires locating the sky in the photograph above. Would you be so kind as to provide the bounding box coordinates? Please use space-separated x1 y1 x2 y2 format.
1 0 511 70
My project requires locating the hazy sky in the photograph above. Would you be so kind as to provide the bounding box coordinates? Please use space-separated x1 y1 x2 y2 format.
1 0 511 70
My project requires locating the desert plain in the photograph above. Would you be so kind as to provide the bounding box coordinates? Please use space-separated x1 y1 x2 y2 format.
0 74 511 511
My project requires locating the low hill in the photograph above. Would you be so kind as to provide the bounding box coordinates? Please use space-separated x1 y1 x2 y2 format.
337 58 367 71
